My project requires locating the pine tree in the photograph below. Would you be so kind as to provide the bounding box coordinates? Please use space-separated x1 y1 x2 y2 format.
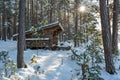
112 0 119 54
17 0 26 68
99 0 115 74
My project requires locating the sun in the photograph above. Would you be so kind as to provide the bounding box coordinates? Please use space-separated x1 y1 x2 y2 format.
78 5 86 12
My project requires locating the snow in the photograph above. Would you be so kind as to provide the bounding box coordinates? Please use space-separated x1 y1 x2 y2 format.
100 71 120 80
0 40 120 80
38 21 64 31
26 38 49 40
58 41 73 47
0 40 78 80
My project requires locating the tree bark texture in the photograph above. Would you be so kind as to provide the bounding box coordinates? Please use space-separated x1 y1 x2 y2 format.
2 2 7 41
0 15 1 39
17 0 26 68
99 0 115 74
112 0 119 54
74 0 79 47
49 0 53 23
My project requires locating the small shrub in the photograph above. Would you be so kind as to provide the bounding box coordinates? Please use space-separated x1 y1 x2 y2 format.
30 54 38 63
0 51 17 77
71 33 103 80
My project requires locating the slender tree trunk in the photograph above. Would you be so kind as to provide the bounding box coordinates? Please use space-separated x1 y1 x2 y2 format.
67 10 70 40
2 1 7 41
63 6 67 41
52 0 55 22
7 27 11 40
79 12 83 44
49 0 53 23
13 12 17 34
57 2 62 42
0 15 1 39
106 0 111 38
28 0 31 29
74 0 78 47
25 1 27 30
112 0 119 54
17 0 26 68
39 1 43 26
34 0 38 27
99 0 115 74
74 10 78 47
31 0 34 26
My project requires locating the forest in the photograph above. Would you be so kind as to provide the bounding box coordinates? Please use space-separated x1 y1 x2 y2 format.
0 0 120 80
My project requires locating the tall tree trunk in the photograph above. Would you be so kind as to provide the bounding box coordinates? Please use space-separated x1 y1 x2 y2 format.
40 1 43 25
52 0 56 22
57 2 62 42
17 0 26 68
67 10 70 40
2 1 7 41
13 1 17 35
28 0 31 29
0 15 1 39
49 0 53 23
79 12 83 44
13 12 17 34
63 5 67 41
112 0 119 54
34 0 38 27
74 0 78 47
7 27 11 40
99 0 115 74
74 10 78 47
106 0 111 38
31 0 34 26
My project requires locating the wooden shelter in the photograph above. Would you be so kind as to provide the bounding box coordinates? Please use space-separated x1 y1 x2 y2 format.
24 21 63 48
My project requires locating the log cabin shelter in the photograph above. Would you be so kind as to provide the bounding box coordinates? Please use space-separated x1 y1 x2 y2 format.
13 21 64 48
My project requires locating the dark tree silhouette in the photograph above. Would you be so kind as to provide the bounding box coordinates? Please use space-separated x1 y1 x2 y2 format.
112 0 119 54
99 0 115 74
17 0 26 68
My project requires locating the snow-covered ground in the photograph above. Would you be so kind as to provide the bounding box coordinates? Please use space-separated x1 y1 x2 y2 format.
0 40 78 80
0 40 120 80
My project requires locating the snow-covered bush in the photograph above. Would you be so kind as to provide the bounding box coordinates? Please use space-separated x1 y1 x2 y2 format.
0 51 17 78
71 32 104 80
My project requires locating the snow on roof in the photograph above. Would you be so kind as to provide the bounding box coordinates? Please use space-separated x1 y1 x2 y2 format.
13 21 63 37
38 21 64 31
12 34 18 37
12 30 31 37
26 38 49 41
